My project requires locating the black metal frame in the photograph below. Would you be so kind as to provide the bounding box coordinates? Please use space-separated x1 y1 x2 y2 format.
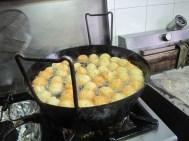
15 54 79 110
85 12 113 45
0 94 13 121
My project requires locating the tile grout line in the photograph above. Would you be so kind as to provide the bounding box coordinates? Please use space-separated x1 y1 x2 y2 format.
113 1 189 11
147 2 174 7
114 3 175 10
145 0 148 32
175 0 189 4
113 0 118 45
173 0 175 18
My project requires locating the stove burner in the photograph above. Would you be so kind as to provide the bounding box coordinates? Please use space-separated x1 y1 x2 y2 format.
0 94 158 141
40 102 158 141
0 121 18 141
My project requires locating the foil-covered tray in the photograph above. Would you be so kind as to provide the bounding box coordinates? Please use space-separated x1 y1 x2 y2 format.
0 100 41 141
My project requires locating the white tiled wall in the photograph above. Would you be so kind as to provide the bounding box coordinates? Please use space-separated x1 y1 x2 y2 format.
108 0 189 45
115 7 146 35
146 4 174 31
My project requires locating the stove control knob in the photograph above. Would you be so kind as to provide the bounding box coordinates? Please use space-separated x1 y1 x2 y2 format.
161 33 172 41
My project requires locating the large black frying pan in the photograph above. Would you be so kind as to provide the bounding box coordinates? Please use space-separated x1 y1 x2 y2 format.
15 45 150 131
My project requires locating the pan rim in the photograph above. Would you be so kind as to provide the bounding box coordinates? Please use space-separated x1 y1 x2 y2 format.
27 45 150 110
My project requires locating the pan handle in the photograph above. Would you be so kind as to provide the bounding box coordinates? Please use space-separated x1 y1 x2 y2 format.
15 54 79 109
85 11 113 45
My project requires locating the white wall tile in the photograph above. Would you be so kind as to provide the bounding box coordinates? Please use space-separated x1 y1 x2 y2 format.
115 7 146 35
146 4 174 31
174 2 189 22
148 0 174 5
115 0 147 9
108 0 185 37
107 0 114 10
175 0 189 3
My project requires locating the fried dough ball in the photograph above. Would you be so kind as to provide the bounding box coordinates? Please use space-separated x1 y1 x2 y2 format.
47 96 60 106
52 62 61 69
130 80 144 91
59 98 74 108
117 72 130 82
129 66 144 82
110 57 120 63
116 67 129 81
109 78 122 90
108 62 118 71
99 87 113 98
56 69 68 77
59 90 74 104
131 75 144 82
79 99 94 107
93 95 110 106
48 82 63 96
127 62 136 69
62 64 69 71
89 54 98 60
37 90 52 103
100 53 111 60
111 93 126 102
90 59 99 65
98 59 110 66
117 67 127 73
102 71 115 81
33 76 47 86
88 69 99 78
78 55 88 63
64 82 73 89
33 85 46 94
77 74 91 86
83 82 97 91
52 63 69 72
74 63 81 70
38 67 53 79
87 63 97 71
79 90 95 100
65 75 72 83
89 54 99 65
61 89 73 99
33 53 145 108
76 66 87 74
122 85 137 96
98 66 108 74
92 75 105 86
62 60 69 65
51 75 63 83
129 66 143 75
118 59 130 67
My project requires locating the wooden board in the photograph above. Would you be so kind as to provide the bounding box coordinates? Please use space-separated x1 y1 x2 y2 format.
142 47 179 74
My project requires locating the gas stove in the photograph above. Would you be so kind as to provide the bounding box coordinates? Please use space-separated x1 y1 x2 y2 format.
0 1 188 140
0 85 177 141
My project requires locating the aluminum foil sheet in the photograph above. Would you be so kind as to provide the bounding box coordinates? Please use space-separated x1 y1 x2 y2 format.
0 100 41 141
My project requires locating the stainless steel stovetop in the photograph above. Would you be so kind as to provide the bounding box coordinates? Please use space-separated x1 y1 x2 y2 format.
127 98 177 141
0 93 177 141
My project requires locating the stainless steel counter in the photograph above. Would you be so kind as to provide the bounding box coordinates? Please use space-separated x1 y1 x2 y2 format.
151 66 189 116
126 98 177 141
